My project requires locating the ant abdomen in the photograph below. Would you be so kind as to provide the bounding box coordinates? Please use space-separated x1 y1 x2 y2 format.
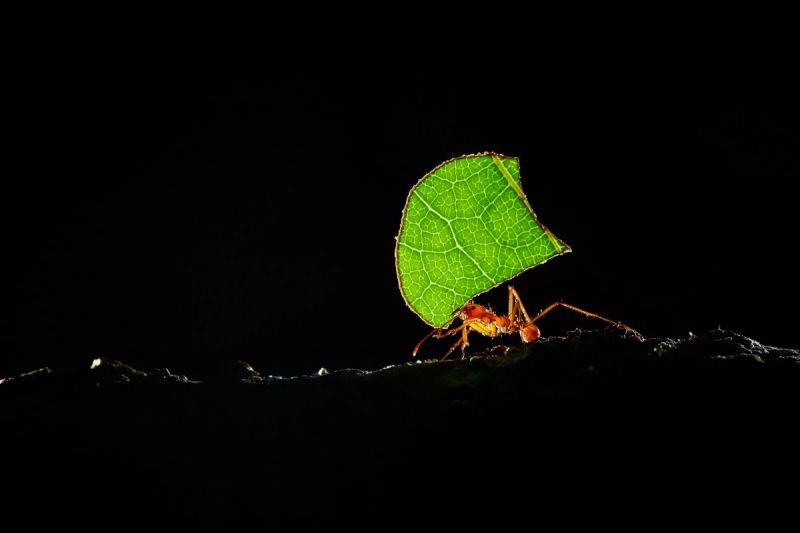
520 323 540 343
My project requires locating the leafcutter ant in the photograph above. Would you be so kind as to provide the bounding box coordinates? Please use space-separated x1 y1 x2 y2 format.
413 286 634 360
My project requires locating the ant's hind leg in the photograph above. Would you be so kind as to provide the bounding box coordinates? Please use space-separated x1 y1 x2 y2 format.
532 302 637 334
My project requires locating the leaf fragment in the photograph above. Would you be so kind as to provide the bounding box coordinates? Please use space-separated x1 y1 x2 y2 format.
395 153 570 327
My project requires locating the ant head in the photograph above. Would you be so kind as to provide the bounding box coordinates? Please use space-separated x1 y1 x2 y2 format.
460 303 484 320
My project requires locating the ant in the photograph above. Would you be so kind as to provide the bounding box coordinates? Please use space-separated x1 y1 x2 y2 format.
413 286 634 360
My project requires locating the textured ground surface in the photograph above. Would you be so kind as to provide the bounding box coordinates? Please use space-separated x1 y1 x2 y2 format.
1 328 797 529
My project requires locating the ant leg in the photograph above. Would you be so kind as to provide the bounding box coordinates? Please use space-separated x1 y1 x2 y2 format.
413 322 470 357
415 319 492 359
448 320 503 360
442 324 476 361
441 336 464 361
459 325 472 359
532 302 635 332
508 286 532 324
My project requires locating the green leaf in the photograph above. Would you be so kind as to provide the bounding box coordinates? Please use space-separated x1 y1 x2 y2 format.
395 153 571 328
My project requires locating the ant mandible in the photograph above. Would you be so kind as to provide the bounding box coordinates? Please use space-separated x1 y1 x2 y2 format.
413 286 634 360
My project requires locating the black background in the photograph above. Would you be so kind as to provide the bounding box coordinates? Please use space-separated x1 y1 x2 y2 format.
4 73 798 379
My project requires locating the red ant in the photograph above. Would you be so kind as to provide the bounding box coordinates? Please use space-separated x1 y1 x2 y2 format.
413 286 634 360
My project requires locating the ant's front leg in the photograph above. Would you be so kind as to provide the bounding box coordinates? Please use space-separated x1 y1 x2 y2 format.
414 318 497 360
440 335 466 361
413 322 469 357
446 319 505 360
441 321 483 361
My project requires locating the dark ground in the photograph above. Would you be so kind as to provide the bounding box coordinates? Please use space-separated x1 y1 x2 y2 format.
2 327 798 529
